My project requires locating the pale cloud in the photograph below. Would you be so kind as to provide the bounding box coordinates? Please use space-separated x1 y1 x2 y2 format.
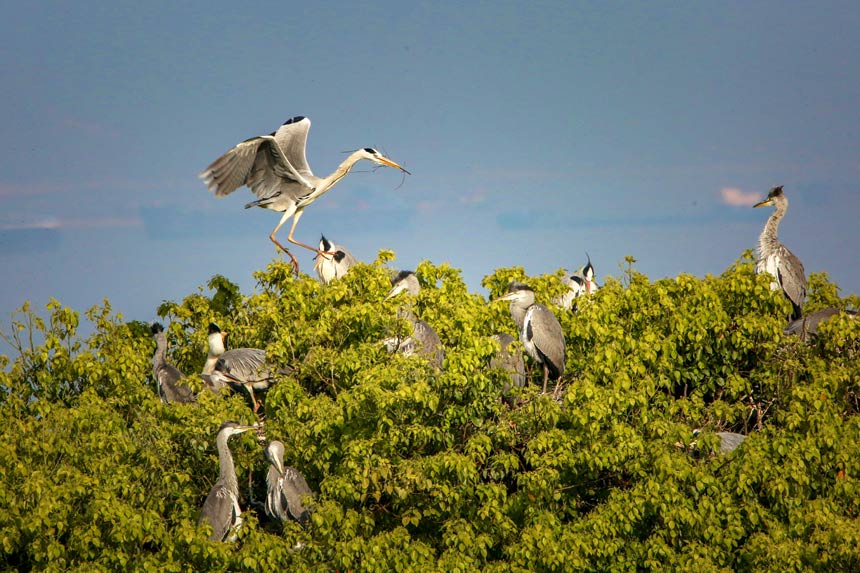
720 187 761 207
459 187 488 205
0 216 143 231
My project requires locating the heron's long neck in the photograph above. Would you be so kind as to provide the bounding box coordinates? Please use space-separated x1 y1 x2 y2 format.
510 302 528 331
315 152 365 196
154 335 168 365
217 434 239 494
759 203 786 257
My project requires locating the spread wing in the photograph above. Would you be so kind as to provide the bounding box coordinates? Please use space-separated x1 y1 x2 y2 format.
199 134 314 200
273 117 314 179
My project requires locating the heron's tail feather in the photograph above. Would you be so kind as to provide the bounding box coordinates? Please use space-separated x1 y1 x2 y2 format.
244 197 276 209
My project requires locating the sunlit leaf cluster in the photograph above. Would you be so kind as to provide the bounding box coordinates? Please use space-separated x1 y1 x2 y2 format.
2 251 859 572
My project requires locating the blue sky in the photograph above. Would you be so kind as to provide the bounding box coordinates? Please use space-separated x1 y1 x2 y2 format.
2 2 858 328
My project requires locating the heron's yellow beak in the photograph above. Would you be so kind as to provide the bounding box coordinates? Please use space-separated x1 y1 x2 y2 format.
378 156 411 175
753 198 773 208
496 292 517 302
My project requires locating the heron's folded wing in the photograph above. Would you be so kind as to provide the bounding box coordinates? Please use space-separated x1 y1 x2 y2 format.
778 246 807 308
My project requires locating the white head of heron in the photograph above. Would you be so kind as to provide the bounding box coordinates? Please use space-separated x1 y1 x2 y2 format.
208 323 227 355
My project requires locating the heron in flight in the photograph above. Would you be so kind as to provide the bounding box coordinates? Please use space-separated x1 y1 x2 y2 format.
199 116 409 274
314 235 356 284
264 440 314 526
754 186 806 320
198 421 256 542
497 283 566 395
151 323 195 403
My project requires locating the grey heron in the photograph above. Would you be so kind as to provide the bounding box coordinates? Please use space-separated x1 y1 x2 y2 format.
264 440 314 526
151 323 195 403
384 270 420 301
689 429 746 455
553 254 599 310
199 116 409 275
198 421 256 542
784 307 859 342
490 333 526 392
314 235 356 284
201 323 276 412
754 186 806 320
383 308 445 370
497 283 566 395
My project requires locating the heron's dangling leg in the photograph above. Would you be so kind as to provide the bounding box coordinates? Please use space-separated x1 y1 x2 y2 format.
286 209 337 257
542 364 549 394
270 212 301 275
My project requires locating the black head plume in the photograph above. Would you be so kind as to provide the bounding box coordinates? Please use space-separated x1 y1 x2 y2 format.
208 323 221 335
391 270 415 285
151 322 164 334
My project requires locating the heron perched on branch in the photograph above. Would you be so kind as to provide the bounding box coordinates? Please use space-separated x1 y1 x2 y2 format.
201 323 276 412
383 309 445 370
384 270 420 300
264 440 314 526
784 307 859 342
754 186 806 320
553 254 599 311
150 323 195 403
490 333 526 392
497 283 565 395
199 116 409 275
198 421 256 542
314 235 356 284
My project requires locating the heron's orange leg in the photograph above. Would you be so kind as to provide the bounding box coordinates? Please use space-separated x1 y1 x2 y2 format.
286 209 337 256
270 213 300 275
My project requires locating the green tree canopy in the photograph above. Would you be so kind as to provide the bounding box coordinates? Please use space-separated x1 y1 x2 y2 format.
1 252 859 572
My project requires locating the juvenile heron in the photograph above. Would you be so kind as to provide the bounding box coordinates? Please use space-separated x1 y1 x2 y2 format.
314 235 356 284
264 440 314 526
784 307 859 342
201 323 275 411
497 283 565 395
384 270 420 300
553 254 599 310
151 323 195 403
490 333 526 392
199 116 409 274
383 309 445 370
754 186 806 320
198 421 256 542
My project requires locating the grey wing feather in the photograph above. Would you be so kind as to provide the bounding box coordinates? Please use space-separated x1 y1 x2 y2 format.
155 363 194 403
218 348 268 381
716 432 746 454
199 484 237 541
491 333 526 388
200 135 313 200
273 118 314 179
777 246 806 309
529 305 566 377
282 467 314 524
413 319 445 369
